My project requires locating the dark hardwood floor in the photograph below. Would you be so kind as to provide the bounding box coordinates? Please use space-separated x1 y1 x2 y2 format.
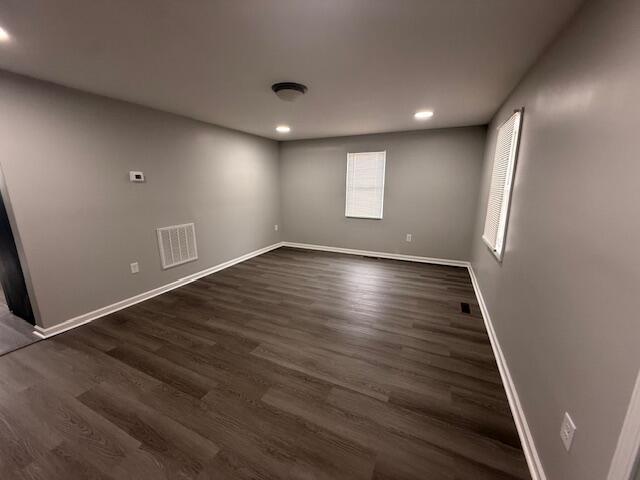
0 247 530 479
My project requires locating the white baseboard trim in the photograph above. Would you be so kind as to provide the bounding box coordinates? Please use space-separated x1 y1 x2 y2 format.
467 265 546 480
33 242 284 339
608 369 640 480
280 242 470 268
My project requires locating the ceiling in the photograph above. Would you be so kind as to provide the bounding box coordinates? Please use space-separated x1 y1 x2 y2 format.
0 0 583 140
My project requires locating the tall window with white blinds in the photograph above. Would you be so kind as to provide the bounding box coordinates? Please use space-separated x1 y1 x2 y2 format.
482 110 523 260
345 151 386 219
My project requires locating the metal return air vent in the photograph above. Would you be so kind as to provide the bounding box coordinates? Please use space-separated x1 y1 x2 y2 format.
157 223 198 269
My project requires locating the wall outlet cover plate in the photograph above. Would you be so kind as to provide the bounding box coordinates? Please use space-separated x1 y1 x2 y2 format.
129 171 145 182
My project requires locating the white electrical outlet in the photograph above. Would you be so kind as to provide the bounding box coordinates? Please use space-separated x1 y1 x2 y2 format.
130 262 139 274
560 412 576 451
406 233 412 242
129 171 145 182
274 224 279 231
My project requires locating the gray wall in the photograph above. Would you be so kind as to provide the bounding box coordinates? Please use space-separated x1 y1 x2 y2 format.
470 0 640 478
0 70 281 329
280 127 486 261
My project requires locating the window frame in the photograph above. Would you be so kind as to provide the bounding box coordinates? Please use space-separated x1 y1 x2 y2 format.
344 151 386 220
482 109 523 262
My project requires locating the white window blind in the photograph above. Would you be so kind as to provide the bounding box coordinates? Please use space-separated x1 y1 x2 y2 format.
482 110 523 260
345 151 386 219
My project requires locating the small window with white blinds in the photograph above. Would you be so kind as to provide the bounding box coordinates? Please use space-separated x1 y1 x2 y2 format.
482 110 523 261
345 151 386 219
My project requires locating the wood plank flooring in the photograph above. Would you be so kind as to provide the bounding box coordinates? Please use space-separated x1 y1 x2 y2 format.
0 247 530 479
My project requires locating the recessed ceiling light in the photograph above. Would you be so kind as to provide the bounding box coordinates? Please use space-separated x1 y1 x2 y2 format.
0 27 10 42
414 110 434 120
276 125 291 133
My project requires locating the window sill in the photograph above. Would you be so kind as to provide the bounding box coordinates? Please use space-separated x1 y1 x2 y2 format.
345 216 383 220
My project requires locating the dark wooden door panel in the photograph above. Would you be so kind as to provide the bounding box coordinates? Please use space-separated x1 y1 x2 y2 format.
0 191 35 324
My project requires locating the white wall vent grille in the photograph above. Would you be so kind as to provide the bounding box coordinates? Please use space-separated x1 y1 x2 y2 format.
157 223 198 269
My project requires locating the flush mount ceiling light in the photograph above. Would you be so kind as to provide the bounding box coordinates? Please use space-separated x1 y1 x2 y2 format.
272 82 308 102
0 27 10 42
414 110 434 120
276 125 291 133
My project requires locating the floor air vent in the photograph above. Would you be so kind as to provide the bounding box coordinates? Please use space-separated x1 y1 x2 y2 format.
157 223 198 269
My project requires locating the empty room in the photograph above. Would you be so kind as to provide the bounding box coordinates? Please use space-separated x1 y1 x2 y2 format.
0 0 638 479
